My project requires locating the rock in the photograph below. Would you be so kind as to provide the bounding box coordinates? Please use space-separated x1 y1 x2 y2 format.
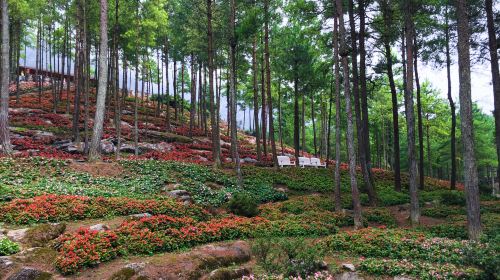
54 141 83 154
0 256 14 270
139 142 173 153
125 262 146 273
168 190 190 198
122 110 133 115
23 223 66 247
243 157 257 163
342 263 356 272
129 213 152 219
336 272 364 280
6 228 28 242
205 267 251 280
225 157 233 163
137 241 251 280
101 140 116 154
394 276 414 280
89 224 110 232
163 183 182 191
119 143 142 154
198 156 208 162
6 267 52 280
120 120 133 129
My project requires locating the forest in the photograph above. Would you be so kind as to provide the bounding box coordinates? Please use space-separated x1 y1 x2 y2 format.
0 0 499 279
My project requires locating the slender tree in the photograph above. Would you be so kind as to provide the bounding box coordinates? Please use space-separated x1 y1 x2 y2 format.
333 13 342 212
0 0 12 155
89 0 109 161
403 0 420 225
485 0 500 185
456 0 481 240
336 0 362 228
229 0 242 185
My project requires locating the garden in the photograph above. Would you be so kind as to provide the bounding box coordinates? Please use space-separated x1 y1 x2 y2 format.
0 157 498 279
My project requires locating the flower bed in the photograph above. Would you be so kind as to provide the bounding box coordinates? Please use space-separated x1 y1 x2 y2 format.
0 194 210 224
359 258 482 280
55 214 267 274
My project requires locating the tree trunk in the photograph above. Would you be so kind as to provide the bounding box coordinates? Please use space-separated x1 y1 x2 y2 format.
0 0 12 154
456 0 481 241
445 6 457 190
261 36 267 156
381 0 401 192
229 0 242 185
486 0 500 186
189 54 197 136
336 0 362 228
358 0 376 203
89 0 109 161
414 35 425 190
264 0 278 167
294 62 300 166
252 36 262 161
403 1 420 225
333 13 342 211
349 0 376 206
207 0 221 167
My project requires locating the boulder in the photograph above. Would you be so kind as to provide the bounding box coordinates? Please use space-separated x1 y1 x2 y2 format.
6 267 52 280
243 157 257 163
89 224 110 232
23 223 66 247
168 190 190 198
6 229 28 242
204 267 251 280
342 263 356 272
336 272 364 280
101 140 116 154
119 143 142 154
0 256 14 271
394 277 414 280
129 213 152 219
124 262 146 273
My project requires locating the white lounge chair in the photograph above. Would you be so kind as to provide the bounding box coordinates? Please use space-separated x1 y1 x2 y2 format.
298 157 314 168
310 158 326 168
277 156 295 167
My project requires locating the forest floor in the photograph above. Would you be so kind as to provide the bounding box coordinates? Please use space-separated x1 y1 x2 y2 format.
0 84 498 280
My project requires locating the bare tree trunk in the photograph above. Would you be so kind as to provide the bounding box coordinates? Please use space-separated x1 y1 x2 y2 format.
414 35 425 190
89 0 109 161
380 0 401 192
333 14 342 211
403 0 420 225
358 0 376 203
0 0 12 155
445 5 457 190
164 38 171 131
207 0 221 167
189 54 197 136
229 0 242 185
349 0 376 206
336 0 362 228
261 36 267 156
456 0 481 241
293 62 300 166
264 0 278 167
486 0 500 186
252 36 262 161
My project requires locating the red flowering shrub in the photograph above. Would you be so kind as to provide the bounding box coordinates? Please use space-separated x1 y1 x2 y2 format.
0 195 210 224
55 228 119 274
55 214 268 274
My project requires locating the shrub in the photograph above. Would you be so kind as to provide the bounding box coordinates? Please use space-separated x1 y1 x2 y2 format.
227 193 259 217
440 191 466 206
252 237 326 278
359 258 483 280
0 238 20 256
